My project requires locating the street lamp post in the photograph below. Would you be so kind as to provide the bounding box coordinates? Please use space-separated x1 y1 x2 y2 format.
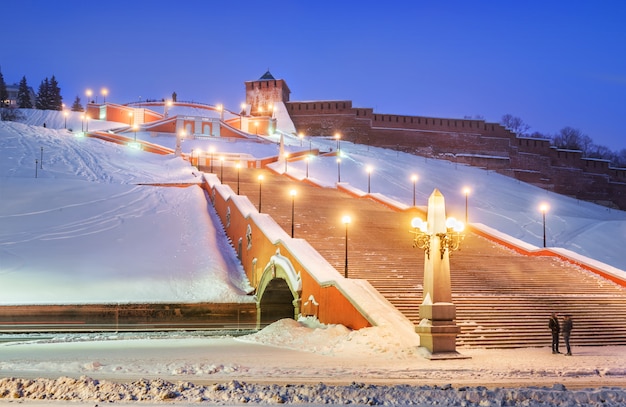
40 147 43 169
86 89 92 105
81 114 84 132
258 174 264 213
540 203 549 247
64 110 68 129
236 163 241 194
411 175 418 206
128 111 133 126
191 149 195 167
342 215 351 278
240 103 246 129
305 156 310 178
290 189 297 238
366 166 373 193
335 132 341 153
219 156 224 181
209 147 215 173
175 129 184 157
101 88 108 103
463 187 471 224
298 133 303 147
337 158 341 182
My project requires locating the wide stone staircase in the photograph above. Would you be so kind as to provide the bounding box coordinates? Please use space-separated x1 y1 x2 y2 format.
220 166 626 349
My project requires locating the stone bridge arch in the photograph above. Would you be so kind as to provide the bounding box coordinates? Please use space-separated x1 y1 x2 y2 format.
256 250 302 328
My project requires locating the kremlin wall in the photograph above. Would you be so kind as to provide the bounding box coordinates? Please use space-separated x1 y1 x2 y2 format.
245 72 626 211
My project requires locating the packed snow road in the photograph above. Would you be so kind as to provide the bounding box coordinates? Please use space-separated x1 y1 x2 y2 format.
1 325 626 406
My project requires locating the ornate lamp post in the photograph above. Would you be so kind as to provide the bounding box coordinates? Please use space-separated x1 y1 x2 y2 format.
342 215 351 278
539 203 549 247
209 146 215 173
64 110 68 129
101 88 108 103
410 189 466 358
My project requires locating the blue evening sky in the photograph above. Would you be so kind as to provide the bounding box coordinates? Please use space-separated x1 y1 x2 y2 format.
3 0 625 150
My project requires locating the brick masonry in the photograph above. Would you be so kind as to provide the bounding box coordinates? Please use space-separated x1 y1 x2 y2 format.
270 96 626 210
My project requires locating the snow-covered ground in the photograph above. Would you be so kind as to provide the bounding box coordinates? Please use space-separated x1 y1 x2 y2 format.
0 114 253 305
1 109 626 405
1 320 626 406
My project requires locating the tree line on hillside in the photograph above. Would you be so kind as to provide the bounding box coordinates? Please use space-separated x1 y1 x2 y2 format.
0 71 85 121
499 114 626 168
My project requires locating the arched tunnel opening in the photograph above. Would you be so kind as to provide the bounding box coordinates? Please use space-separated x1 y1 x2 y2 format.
258 278 296 327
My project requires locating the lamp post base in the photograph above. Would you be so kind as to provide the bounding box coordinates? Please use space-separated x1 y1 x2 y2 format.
416 302 470 359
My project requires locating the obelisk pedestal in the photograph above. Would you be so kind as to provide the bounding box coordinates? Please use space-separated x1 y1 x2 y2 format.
415 189 469 359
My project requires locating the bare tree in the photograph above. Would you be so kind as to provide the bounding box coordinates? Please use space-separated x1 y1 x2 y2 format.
553 127 586 150
614 149 626 168
501 114 530 137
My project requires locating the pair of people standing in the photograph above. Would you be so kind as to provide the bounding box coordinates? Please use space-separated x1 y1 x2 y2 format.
549 312 573 355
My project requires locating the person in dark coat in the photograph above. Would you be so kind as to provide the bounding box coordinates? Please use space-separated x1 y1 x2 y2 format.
549 312 560 354
562 315 573 355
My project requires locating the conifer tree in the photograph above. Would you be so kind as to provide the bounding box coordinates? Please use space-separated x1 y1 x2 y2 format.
0 70 8 107
35 78 50 109
49 75 63 110
71 95 84 112
17 76 33 108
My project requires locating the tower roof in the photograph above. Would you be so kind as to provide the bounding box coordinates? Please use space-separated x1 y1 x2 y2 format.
259 70 275 80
